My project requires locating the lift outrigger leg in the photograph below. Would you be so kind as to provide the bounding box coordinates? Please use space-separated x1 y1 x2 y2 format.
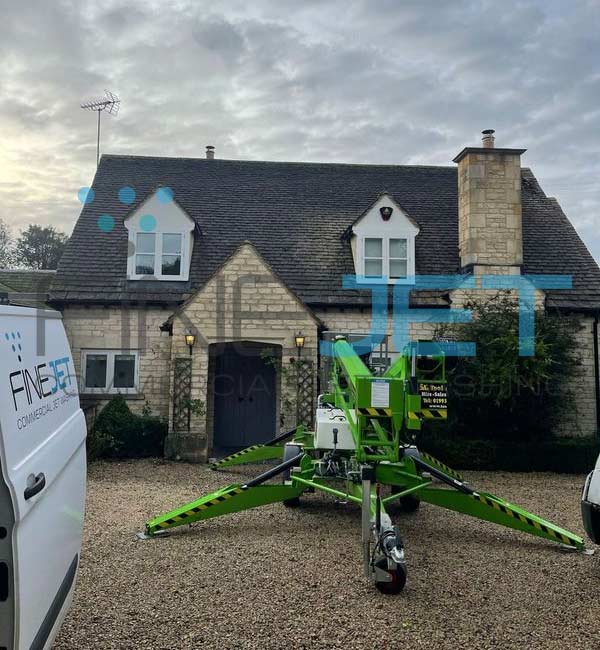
210 426 306 470
145 452 307 536
376 455 585 550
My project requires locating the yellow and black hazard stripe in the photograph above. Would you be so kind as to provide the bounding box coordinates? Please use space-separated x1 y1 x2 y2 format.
472 493 580 546
419 452 463 482
408 409 447 420
155 487 247 529
211 445 263 469
357 407 392 417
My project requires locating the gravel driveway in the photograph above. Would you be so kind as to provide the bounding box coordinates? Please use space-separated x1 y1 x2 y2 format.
53 460 599 650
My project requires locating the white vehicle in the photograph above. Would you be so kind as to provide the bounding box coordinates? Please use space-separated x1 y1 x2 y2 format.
582 455 600 544
0 305 86 650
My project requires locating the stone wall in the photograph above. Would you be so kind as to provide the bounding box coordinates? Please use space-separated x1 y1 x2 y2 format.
558 315 598 437
168 242 319 461
61 305 173 418
60 267 597 461
315 307 436 352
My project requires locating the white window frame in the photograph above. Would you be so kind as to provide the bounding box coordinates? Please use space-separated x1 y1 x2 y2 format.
388 237 409 280
359 234 415 284
128 230 190 281
363 237 384 278
81 350 140 395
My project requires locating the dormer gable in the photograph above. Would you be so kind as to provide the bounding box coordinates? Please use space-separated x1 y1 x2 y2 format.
124 188 195 281
350 193 419 284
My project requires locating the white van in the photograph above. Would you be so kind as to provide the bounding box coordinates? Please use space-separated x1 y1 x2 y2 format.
0 305 86 649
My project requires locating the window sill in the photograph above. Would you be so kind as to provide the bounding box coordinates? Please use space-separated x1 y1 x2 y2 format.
80 393 146 402
355 277 416 285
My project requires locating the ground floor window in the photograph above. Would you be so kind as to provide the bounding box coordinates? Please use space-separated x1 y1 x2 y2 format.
81 350 139 394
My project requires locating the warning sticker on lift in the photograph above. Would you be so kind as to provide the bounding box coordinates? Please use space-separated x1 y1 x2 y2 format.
418 382 447 409
371 380 390 408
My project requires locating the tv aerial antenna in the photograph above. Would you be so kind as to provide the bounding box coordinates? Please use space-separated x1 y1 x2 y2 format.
80 90 120 167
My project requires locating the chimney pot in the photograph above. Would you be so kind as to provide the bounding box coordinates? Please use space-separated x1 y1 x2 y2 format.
481 129 495 148
206 145 215 160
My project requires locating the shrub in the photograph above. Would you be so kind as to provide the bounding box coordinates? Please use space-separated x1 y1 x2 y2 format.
436 291 582 442
416 429 599 473
87 396 167 461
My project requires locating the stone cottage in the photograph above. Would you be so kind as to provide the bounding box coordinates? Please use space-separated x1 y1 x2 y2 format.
49 130 600 461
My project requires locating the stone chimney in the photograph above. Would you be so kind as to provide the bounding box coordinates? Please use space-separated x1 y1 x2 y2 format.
453 130 526 274
206 145 215 160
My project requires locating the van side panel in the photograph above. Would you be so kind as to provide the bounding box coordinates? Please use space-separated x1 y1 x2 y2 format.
0 307 86 650
14 422 86 650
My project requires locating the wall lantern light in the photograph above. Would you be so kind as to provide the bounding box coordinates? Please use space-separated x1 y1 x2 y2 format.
294 332 306 357
185 333 196 355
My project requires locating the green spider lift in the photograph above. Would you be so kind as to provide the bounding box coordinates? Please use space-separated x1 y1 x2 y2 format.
143 337 586 594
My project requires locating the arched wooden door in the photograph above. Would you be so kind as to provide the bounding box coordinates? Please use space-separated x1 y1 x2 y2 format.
212 342 279 451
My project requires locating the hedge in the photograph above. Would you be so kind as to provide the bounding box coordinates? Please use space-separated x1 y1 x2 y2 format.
415 430 600 474
87 396 167 461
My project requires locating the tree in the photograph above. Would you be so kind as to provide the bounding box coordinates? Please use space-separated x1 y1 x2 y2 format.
436 291 582 441
0 219 14 268
15 225 69 270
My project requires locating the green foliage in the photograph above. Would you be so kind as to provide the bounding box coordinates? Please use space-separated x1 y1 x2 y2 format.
262 350 312 426
186 398 206 418
86 428 115 461
0 218 14 268
437 292 582 441
15 224 68 270
87 396 167 461
416 429 599 473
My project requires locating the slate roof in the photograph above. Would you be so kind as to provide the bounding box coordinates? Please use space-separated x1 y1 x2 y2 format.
0 269 56 308
50 155 600 312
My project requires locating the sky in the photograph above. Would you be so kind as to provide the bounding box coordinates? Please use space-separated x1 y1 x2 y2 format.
1 0 599 262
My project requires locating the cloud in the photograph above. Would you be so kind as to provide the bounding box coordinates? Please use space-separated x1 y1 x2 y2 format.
0 0 599 262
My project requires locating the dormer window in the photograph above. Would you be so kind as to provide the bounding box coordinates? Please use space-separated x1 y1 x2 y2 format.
125 189 195 281
364 237 409 279
352 194 419 284
134 232 184 278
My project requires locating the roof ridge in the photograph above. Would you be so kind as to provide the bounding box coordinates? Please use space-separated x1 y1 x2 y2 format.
100 153 456 171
